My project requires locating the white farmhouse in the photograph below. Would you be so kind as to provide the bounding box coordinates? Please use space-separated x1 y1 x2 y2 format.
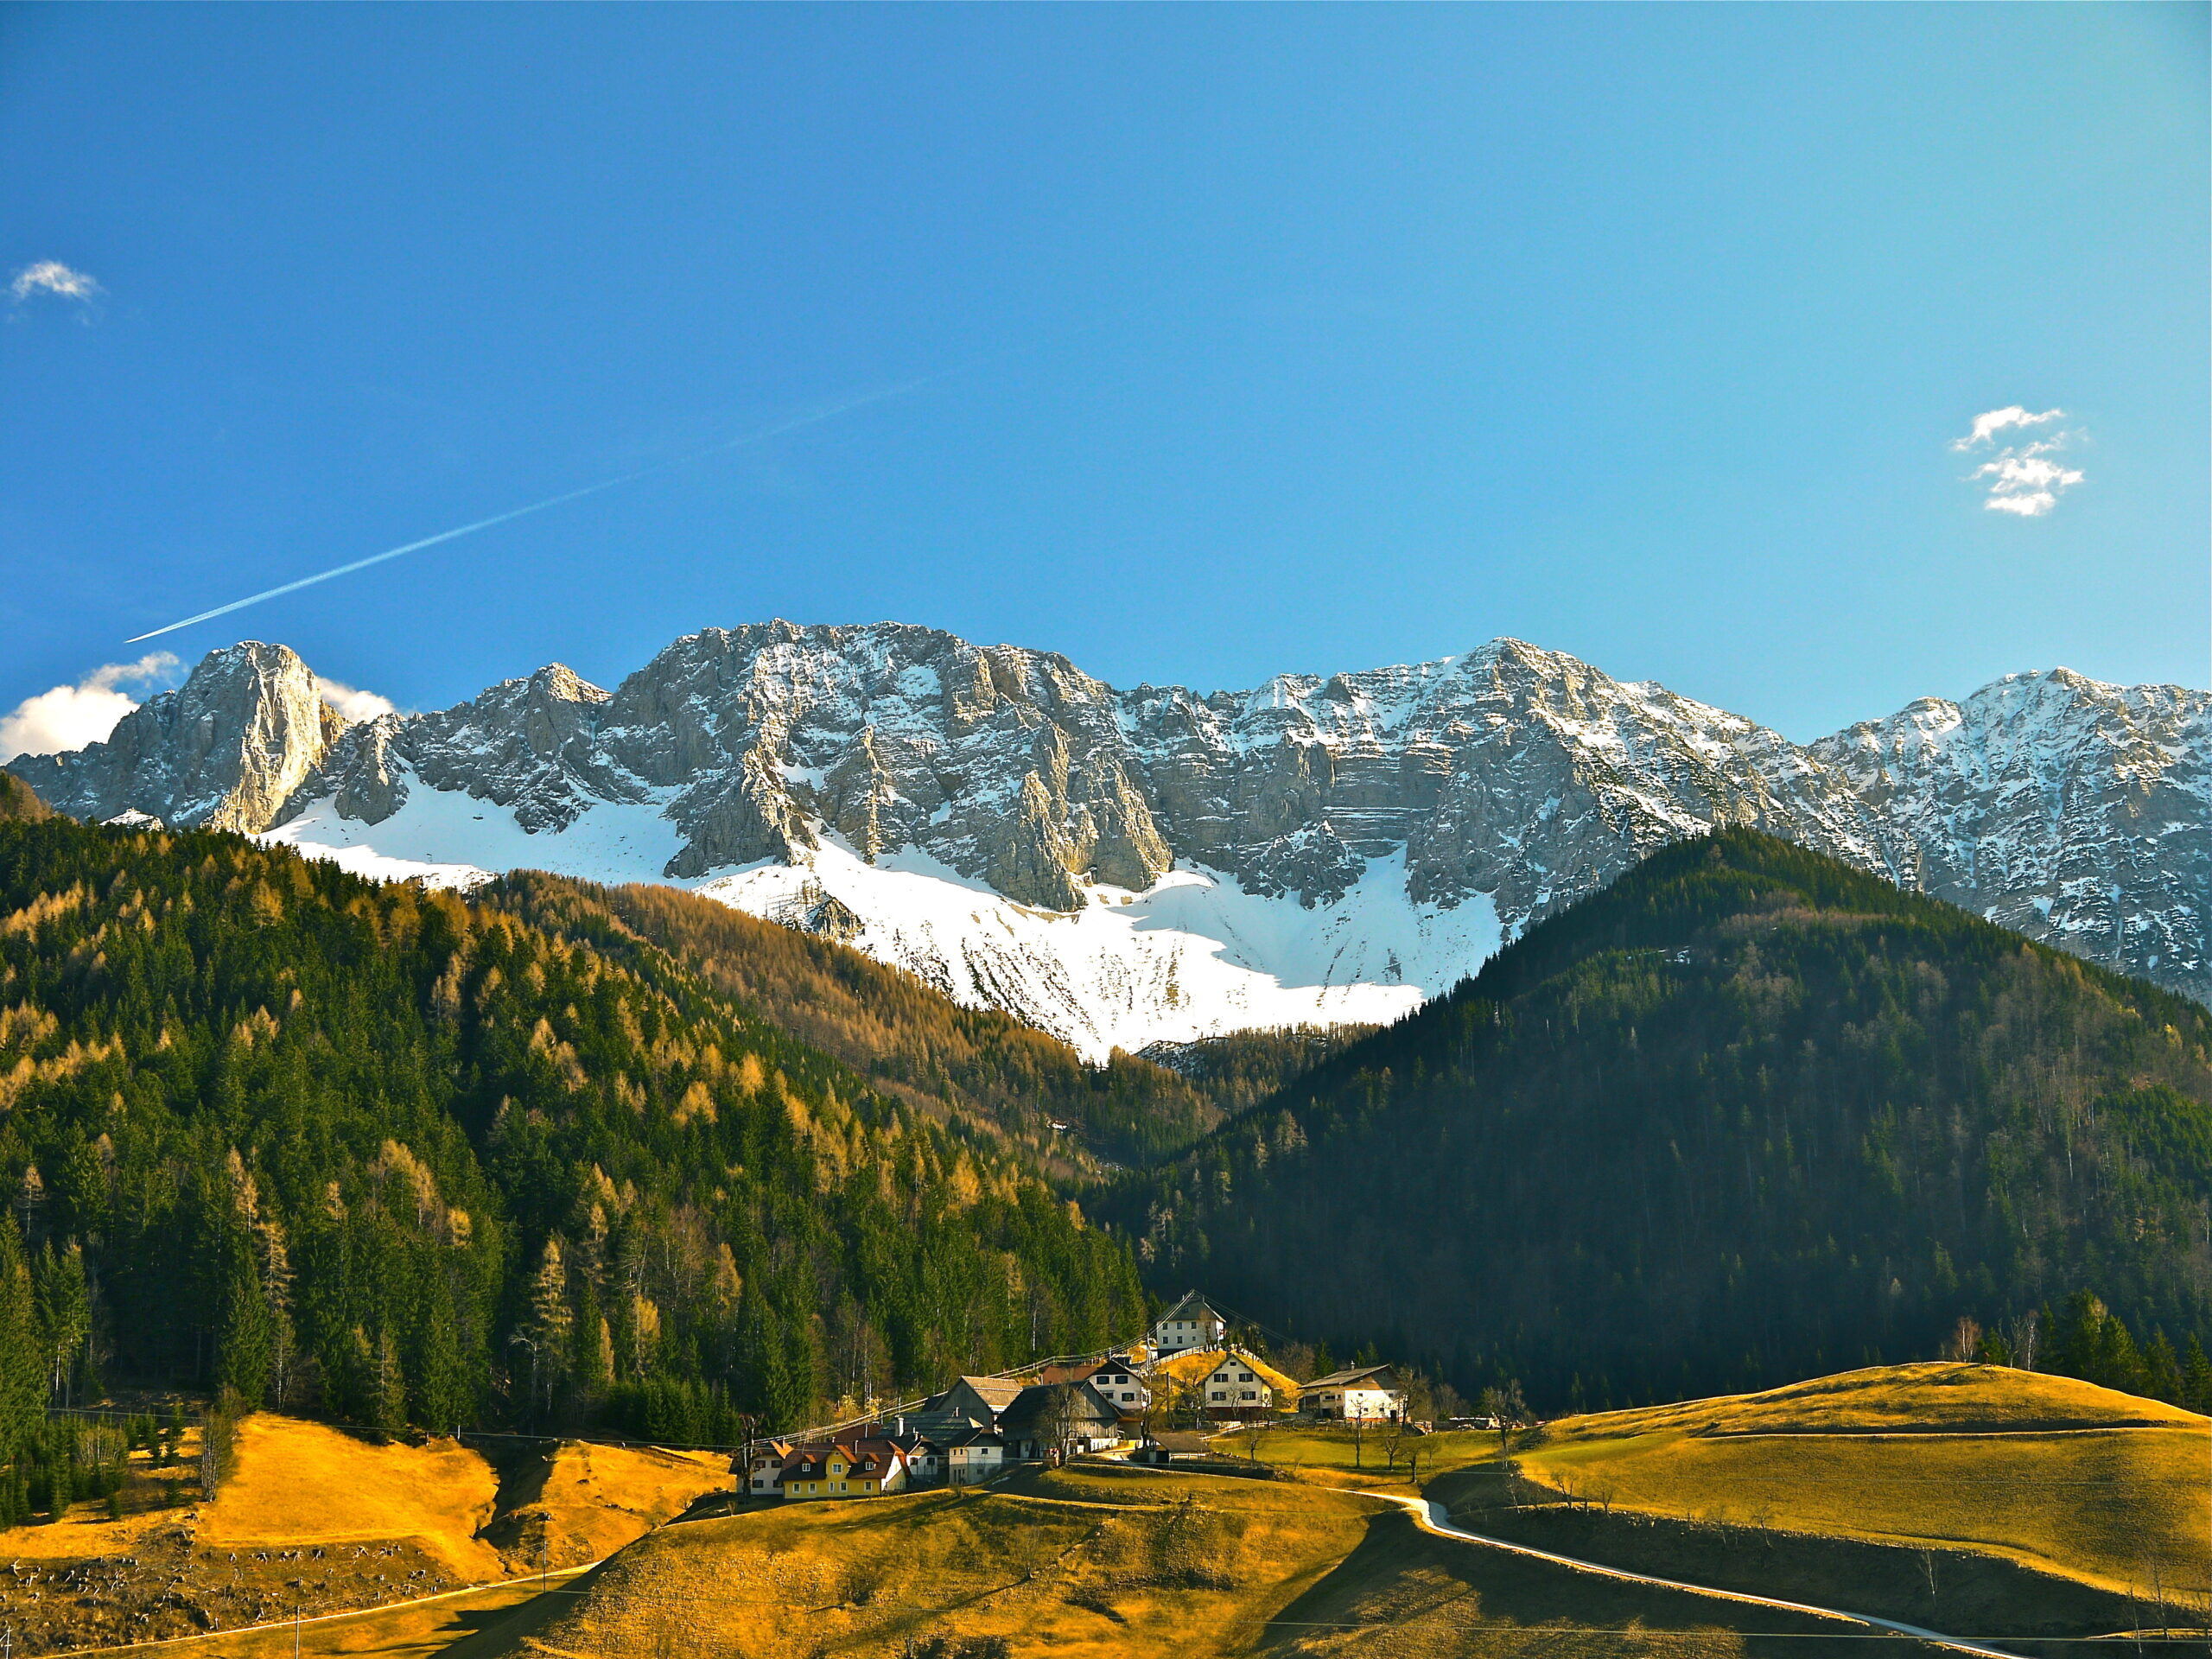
1078 1355 1150 1416
1306 1363 1406 1421
945 1427 1007 1486
1149 1291 1227 1355
1198 1349 1277 1421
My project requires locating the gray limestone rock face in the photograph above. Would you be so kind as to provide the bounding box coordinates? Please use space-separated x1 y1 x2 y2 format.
1808 669 2211 998
10 623 2205 1008
7 642 343 832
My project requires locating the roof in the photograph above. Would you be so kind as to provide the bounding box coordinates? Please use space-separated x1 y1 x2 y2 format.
1155 1346 1301 1398
948 1375 1027 1414
1154 1290 1225 1325
998 1380 1120 1431
778 1434 912 1477
1307 1364 1402 1389
946 1427 1006 1449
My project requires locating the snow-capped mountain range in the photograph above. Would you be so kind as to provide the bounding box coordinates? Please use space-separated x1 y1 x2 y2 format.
10 623 2206 1058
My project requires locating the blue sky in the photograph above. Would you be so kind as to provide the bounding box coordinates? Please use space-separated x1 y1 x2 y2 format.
3 3 2204 749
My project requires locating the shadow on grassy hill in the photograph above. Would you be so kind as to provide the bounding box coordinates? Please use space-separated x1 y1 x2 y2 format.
1260 1501 1926 1659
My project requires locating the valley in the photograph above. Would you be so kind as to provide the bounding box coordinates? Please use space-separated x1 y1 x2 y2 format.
1 763 2206 1656
3 1362 2198 1657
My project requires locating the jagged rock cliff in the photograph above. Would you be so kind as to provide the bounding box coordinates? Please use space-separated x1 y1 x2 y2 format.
12 623 2205 1050
9 642 344 833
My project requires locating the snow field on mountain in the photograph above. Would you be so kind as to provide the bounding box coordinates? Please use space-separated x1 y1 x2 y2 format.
260 767 688 890
257 783 1483 1060
695 837 1484 1059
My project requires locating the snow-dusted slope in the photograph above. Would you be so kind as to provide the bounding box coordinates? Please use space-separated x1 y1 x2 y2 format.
15 625 2207 1055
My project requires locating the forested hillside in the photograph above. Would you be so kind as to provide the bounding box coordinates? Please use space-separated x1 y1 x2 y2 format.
1110 830 2212 1410
490 874 1231 1169
0 817 1143 1474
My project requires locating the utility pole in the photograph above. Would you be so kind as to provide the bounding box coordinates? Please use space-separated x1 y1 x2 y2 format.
290 1579 305 1659
509 1334 541 1431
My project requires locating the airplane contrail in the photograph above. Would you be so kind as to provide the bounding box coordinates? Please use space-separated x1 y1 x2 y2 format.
126 376 941 644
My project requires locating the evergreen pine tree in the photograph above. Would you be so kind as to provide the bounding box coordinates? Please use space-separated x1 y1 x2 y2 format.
0 1217 41 1506
31 1243 91 1408
214 1234 274 1405
2181 1336 2212 1414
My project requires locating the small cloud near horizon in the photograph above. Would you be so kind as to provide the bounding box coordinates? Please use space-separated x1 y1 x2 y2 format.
1952 406 2084 518
0 653 179 762
318 677 397 723
8 260 104 313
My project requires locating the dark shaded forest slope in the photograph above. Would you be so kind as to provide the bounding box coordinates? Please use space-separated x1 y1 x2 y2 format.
1109 830 2212 1408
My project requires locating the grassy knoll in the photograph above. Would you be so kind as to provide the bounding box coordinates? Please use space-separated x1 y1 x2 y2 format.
0 1414 729 1656
474 1437 732 1569
501 1464 1377 1659
500 1462 1936 1659
1513 1363 2209 1609
203 1415 507 1581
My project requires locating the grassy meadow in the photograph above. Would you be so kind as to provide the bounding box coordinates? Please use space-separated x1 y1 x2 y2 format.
1515 1363 2210 1605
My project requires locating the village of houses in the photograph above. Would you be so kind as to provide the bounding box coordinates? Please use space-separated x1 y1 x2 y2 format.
742 1294 1416 1503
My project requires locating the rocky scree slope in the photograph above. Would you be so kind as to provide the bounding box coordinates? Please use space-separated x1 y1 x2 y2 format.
10 625 2206 1046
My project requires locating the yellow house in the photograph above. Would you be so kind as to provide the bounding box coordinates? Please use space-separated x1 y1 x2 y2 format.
779 1437 911 1500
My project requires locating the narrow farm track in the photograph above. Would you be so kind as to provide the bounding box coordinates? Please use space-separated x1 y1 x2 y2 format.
35 1563 601 1659
1358 1489 2034 1658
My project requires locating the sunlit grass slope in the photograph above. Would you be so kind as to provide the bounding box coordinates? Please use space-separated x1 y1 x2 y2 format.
480 1437 730 1567
520 1464 1381 1659
1518 1363 2209 1600
201 1414 507 1581
1214 1424 1498 1491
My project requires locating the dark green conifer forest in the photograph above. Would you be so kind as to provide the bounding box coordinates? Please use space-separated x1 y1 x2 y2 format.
1110 830 2212 1412
0 817 1142 1491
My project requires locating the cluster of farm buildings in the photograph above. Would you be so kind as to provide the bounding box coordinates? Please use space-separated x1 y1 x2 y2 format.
742 1294 1408 1503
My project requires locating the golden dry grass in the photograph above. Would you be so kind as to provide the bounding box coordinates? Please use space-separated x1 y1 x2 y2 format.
201 1415 508 1582
1519 1363 2210 1603
516 1463 1383 1659
482 1440 731 1568
1155 1348 1305 1402
0 1421 204 1562
129 1576 564 1659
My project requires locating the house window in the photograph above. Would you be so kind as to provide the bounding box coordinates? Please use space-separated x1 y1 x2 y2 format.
1241 1391 1255 1401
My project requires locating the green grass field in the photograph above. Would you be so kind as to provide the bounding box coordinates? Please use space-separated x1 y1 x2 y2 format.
1210 1423 1501 1491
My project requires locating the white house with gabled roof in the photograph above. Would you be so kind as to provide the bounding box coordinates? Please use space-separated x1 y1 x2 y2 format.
1149 1291 1227 1355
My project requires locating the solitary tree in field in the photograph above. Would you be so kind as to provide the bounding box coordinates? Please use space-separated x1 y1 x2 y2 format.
1478 1382 1527 1461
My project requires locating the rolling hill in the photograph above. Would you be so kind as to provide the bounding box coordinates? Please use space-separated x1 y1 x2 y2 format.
1110 829 2212 1408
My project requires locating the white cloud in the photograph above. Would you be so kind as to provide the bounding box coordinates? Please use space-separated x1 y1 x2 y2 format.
8 261 103 307
1952 407 2085 517
0 653 179 761
317 677 397 723
1950 405 2064 451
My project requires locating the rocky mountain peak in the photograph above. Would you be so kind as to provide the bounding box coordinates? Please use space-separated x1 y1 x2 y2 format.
9 640 341 832
10 625 2205 1046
